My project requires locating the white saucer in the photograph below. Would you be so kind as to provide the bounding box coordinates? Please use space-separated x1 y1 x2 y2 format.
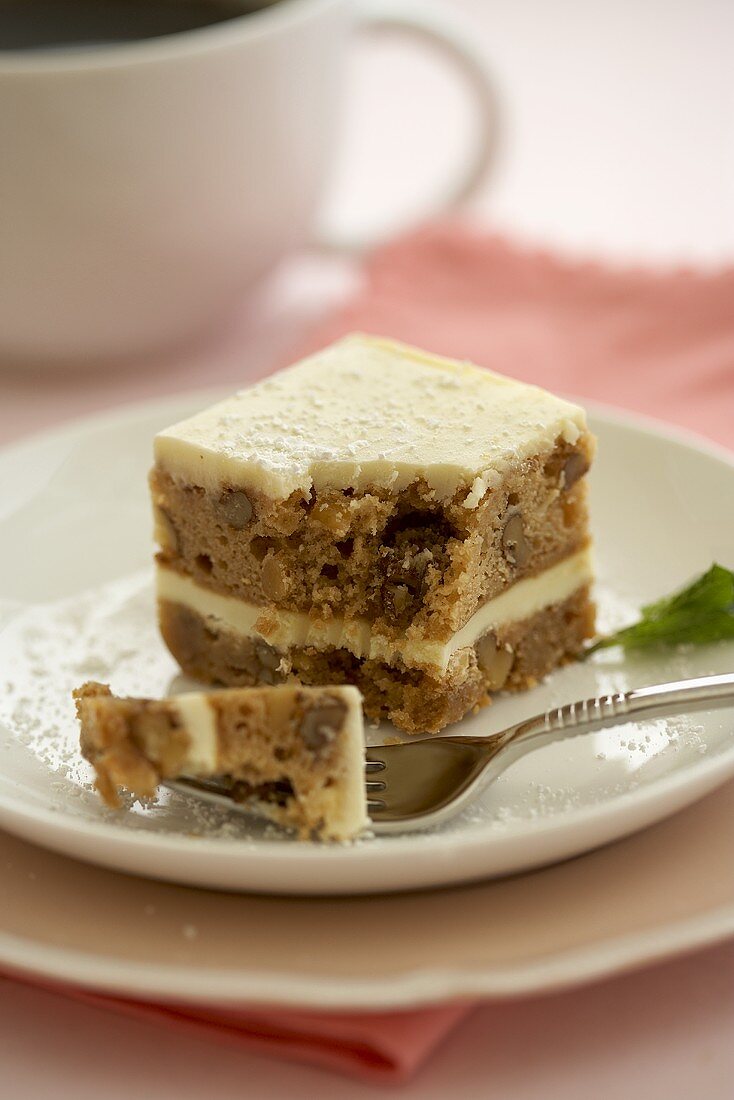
0 393 732 895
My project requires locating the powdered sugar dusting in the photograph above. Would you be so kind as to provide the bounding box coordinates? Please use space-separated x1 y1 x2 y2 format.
0 573 288 843
0 569 722 850
154 334 588 502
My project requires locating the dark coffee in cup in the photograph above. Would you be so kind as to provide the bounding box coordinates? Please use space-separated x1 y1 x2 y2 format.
0 0 274 50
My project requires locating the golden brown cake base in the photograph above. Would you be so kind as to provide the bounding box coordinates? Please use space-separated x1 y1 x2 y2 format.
158 585 595 734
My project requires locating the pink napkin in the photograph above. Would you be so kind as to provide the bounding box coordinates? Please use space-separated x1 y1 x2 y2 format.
1 971 467 1083
6 221 734 1083
296 222 734 448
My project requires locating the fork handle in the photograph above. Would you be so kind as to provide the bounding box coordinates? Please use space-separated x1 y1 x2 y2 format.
506 673 734 746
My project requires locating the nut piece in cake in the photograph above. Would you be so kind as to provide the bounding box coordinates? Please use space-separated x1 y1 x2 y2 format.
151 333 595 732
73 681 367 841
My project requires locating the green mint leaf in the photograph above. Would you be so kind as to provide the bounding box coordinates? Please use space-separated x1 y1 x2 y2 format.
587 564 734 655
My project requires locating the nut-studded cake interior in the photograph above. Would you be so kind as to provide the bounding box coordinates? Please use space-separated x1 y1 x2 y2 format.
158 583 594 734
74 681 367 840
152 334 596 733
151 433 592 643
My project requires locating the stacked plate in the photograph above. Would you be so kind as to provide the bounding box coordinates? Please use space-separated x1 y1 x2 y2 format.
1 395 733 1004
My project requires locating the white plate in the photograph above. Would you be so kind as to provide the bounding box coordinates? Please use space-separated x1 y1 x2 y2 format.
0 394 732 896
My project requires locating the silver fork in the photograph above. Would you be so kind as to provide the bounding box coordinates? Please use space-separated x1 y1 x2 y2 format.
168 674 734 834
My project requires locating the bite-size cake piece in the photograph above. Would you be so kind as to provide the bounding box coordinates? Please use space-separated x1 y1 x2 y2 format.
73 682 367 841
151 334 595 733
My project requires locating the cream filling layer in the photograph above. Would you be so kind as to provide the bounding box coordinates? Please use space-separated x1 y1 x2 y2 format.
157 546 593 675
172 693 218 773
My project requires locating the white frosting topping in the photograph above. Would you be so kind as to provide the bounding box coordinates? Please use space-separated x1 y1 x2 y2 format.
173 693 218 773
154 334 588 505
157 547 593 674
326 685 370 837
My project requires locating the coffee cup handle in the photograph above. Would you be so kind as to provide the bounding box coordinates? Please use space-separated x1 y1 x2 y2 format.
311 0 500 252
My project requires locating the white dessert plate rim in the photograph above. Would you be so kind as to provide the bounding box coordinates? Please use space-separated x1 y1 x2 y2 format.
2 718 734 863
0 389 733 886
1 899 733 1009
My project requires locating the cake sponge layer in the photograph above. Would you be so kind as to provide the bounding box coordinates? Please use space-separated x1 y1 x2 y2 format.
157 586 595 733
73 682 367 840
156 546 593 674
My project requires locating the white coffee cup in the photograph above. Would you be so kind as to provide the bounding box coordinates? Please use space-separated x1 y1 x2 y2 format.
0 0 497 364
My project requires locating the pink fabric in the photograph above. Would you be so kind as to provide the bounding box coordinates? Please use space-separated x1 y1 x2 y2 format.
0 969 466 1084
4 221 734 1082
296 223 734 447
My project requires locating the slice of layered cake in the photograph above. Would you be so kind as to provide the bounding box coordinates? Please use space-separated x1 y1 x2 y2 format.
74 682 367 840
151 334 595 733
